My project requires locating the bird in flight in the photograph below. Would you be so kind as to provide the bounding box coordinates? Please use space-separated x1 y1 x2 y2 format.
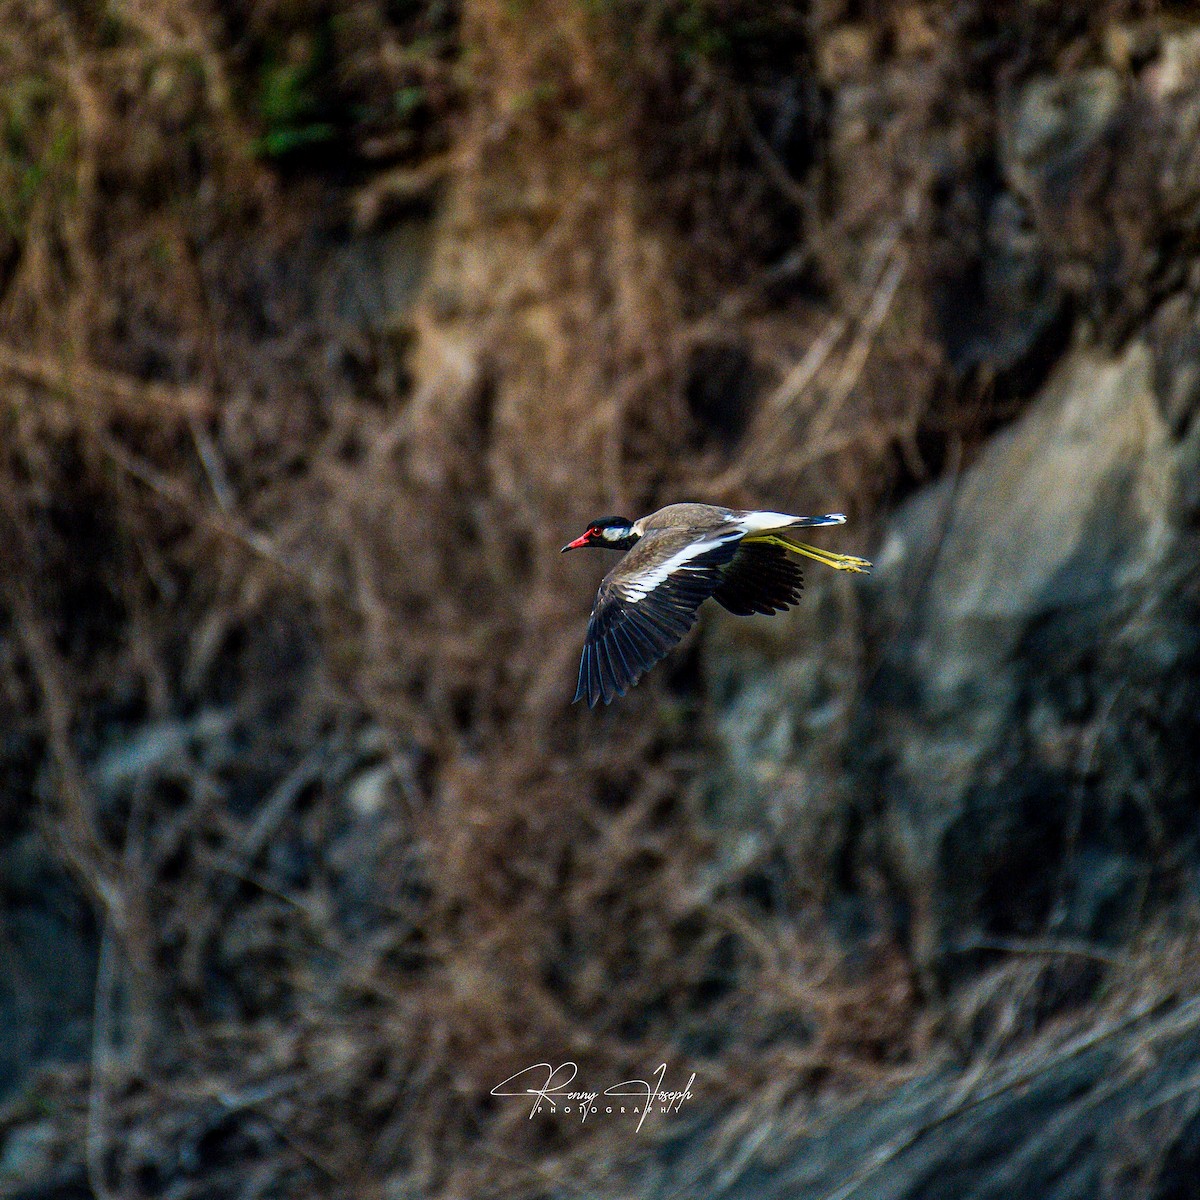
561 503 872 707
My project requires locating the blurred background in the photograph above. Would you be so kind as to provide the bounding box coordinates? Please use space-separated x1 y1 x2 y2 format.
2 1 1200 1197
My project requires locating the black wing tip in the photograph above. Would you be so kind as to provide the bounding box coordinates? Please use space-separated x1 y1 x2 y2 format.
572 643 616 708
571 681 608 709
571 680 622 708
575 632 653 708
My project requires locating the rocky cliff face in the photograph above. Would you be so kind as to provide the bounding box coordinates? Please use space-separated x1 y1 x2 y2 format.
708 337 1200 979
865 344 1197 980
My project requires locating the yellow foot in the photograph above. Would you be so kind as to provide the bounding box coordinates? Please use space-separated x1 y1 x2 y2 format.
747 533 873 574
814 549 873 574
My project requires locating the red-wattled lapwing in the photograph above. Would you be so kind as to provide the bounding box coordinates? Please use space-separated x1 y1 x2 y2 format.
561 503 871 707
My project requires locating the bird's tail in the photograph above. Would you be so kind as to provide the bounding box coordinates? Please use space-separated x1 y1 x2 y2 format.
782 513 846 528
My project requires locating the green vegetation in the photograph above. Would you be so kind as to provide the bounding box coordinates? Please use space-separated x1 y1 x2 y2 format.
0 76 74 237
252 35 337 159
668 0 730 62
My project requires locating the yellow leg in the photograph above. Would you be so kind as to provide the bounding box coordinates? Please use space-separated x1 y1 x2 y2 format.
744 533 872 574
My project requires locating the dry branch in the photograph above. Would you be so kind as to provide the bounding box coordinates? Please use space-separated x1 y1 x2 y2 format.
0 342 211 424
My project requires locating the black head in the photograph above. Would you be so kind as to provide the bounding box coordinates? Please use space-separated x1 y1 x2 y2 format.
561 516 638 552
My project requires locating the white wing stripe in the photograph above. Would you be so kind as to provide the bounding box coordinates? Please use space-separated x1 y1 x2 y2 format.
618 536 733 601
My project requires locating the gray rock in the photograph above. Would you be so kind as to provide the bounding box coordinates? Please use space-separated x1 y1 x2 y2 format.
0 834 97 1103
702 571 864 896
953 191 1059 376
0 1121 56 1182
0 906 96 1103
704 342 1200 984
872 342 1172 707
1003 69 1124 206
646 996 1200 1200
1150 289 1200 439
320 218 433 333
1147 26 1200 217
863 343 1191 979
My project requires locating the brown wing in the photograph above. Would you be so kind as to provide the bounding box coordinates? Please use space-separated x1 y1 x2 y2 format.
712 542 804 616
574 532 741 706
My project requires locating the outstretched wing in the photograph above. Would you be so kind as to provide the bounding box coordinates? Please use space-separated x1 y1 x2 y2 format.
574 532 741 707
712 541 804 616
